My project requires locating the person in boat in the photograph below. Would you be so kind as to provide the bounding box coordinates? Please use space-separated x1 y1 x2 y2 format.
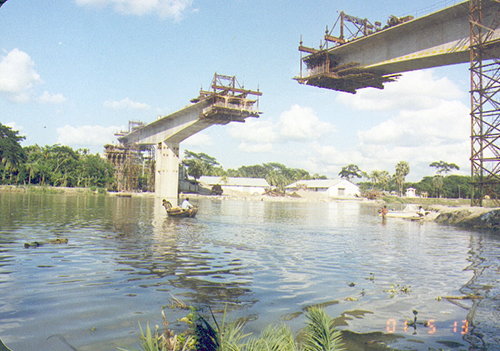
418 206 425 217
380 205 389 217
182 197 194 210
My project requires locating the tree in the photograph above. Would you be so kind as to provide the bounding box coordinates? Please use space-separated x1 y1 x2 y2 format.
378 170 391 191
394 161 410 196
182 150 220 180
432 175 444 198
430 160 459 175
0 123 26 184
338 164 363 181
369 170 381 189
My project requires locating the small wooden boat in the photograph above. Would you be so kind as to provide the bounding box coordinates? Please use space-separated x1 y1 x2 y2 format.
162 200 198 218
379 204 425 220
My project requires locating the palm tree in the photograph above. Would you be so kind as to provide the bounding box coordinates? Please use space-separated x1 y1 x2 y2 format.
369 170 381 189
395 161 410 196
378 170 391 191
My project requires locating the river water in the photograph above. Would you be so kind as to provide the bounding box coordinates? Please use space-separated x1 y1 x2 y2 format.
0 192 499 351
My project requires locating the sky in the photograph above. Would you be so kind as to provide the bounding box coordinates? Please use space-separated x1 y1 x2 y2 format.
0 0 470 182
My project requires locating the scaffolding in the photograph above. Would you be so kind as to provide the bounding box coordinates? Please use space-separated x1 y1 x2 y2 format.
470 0 500 205
296 12 406 93
191 73 262 124
105 121 155 192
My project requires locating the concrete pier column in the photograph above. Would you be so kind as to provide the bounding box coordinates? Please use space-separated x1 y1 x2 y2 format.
155 141 180 205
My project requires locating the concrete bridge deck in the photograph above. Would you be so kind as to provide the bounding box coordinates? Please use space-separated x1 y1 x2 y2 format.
296 0 500 93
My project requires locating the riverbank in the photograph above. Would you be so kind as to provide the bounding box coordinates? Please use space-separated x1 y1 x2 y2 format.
422 204 500 230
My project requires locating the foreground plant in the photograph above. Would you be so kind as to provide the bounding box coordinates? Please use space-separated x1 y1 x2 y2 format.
119 310 194 351
121 306 344 351
301 308 345 351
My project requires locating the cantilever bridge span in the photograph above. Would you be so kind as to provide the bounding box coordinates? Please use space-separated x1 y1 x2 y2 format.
297 0 500 204
117 74 261 204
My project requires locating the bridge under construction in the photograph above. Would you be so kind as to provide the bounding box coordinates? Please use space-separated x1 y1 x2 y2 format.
296 0 500 205
107 73 261 205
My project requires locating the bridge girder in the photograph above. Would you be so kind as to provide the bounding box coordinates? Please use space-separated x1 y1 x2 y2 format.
296 0 500 94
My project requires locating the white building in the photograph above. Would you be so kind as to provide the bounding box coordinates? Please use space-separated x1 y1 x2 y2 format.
405 187 417 197
285 179 360 197
198 176 270 195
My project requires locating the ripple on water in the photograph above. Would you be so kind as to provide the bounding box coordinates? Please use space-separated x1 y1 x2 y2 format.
0 196 499 350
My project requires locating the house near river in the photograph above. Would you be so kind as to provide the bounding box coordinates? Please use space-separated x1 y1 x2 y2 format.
198 176 270 195
285 179 360 198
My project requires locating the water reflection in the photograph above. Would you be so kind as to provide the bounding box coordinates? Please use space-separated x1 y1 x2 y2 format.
1 193 500 351
461 232 500 350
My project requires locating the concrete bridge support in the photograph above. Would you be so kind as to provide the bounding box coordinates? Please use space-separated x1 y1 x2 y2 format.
155 141 180 205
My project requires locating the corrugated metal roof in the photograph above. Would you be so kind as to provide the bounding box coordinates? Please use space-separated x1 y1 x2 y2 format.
199 176 270 187
285 179 356 189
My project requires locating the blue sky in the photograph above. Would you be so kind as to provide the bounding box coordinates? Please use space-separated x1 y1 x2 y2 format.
1 0 469 181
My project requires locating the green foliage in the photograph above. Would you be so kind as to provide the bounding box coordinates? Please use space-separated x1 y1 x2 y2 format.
394 161 410 196
338 164 362 181
245 324 297 351
429 160 459 175
125 307 345 351
368 170 391 191
0 141 115 189
182 150 221 180
301 308 345 351
409 175 472 199
194 307 250 351
0 123 26 184
118 323 168 351
192 158 323 193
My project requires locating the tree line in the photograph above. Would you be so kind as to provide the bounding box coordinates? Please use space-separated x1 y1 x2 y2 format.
338 160 469 199
1 123 114 188
1 122 469 198
182 150 327 192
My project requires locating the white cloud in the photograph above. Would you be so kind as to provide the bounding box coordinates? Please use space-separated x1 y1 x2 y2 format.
75 0 193 21
183 132 212 146
331 69 471 180
223 104 339 161
238 142 273 153
227 105 336 152
294 141 367 176
38 91 67 104
229 105 335 144
270 69 471 181
228 118 277 143
104 97 150 110
336 70 465 111
278 104 336 141
57 124 123 147
0 49 41 102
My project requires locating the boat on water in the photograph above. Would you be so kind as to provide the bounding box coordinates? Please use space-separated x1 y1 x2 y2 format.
380 204 425 220
162 200 198 218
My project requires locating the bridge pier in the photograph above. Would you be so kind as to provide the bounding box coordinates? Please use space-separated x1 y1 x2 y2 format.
116 74 262 201
155 141 180 205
